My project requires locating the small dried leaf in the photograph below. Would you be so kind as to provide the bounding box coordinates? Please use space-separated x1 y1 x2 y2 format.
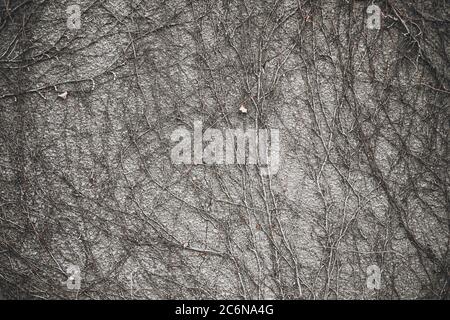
57 91 68 100
239 104 247 114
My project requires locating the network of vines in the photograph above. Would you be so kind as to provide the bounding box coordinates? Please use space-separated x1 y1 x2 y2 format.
0 0 448 299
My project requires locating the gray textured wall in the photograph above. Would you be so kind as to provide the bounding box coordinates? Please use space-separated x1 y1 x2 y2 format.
0 0 448 299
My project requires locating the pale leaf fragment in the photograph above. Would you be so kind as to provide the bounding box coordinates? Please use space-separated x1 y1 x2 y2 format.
57 91 68 100
239 104 247 114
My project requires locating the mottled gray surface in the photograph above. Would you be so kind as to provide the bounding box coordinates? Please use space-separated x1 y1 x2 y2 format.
0 0 448 299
